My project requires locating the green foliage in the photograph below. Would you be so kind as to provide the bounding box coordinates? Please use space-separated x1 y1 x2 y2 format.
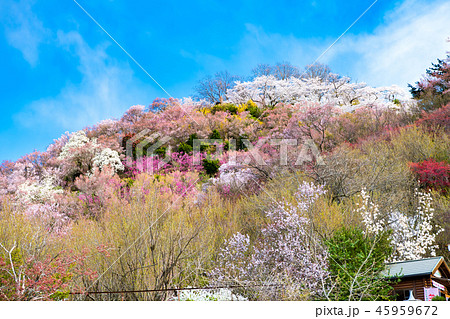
200 142 214 153
154 146 167 157
202 158 220 176
178 142 193 154
245 100 263 118
325 227 395 301
235 135 248 151
431 295 446 301
186 133 199 147
209 129 222 140
123 178 135 187
49 290 70 301
223 140 230 151
136 142 167 158
211 103 238 115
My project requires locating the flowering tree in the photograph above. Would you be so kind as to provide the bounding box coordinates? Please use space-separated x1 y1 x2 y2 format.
227 75 409 109
15 176 71 233
358 189 443 261
211 182 328 300
288 103 340 151
409 54 450 111
409 159 450 193
92 148 124 173
56 130 123 184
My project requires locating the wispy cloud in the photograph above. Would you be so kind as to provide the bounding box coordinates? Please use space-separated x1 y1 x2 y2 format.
0 0 50 66
2 1 157 131
182 0 449 89
15 30 157 130
331 0 450 87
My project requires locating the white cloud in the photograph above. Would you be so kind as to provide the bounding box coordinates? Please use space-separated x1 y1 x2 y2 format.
0 0 50 66
182 0 449 89
15 30 158 130
1 1 161 131
328 0 450 87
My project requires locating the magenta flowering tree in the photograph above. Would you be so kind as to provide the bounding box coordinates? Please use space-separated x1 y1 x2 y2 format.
124 151 206 177
211 182 329 300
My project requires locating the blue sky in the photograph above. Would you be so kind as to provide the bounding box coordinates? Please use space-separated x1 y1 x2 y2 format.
1 0 449 162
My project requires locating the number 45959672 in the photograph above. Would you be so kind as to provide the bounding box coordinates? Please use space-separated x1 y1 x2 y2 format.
375 305 437 316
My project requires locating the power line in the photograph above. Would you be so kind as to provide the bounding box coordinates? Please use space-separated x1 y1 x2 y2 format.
69 283 282 295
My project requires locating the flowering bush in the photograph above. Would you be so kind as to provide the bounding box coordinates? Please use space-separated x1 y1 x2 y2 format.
74 167 124 218
409 159 450 193
211 162 256 193
415 104 450 133
14 177 74 233
124 152 206 176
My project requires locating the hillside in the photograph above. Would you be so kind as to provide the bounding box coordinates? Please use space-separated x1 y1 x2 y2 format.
0 57 449 301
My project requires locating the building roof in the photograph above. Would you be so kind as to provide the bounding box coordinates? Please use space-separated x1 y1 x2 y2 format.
383 256 444 279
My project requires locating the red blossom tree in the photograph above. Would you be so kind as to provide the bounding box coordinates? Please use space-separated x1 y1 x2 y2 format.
409 159 450 193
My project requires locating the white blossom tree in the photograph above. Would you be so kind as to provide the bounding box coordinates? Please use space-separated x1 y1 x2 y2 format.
226 75 410 110
211 182 329 300
358 189 443 262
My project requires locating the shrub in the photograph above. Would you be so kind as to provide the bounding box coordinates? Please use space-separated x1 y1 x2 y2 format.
409 159 450 193
211 103 238 115
202 158 220 176
209 129 222 140
431 296 446 301
177 142 193 154
245 100 263 119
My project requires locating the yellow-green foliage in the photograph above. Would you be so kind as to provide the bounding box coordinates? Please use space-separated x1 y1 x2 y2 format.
0 199 51 260
389 126 450 163
65 173 252 300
